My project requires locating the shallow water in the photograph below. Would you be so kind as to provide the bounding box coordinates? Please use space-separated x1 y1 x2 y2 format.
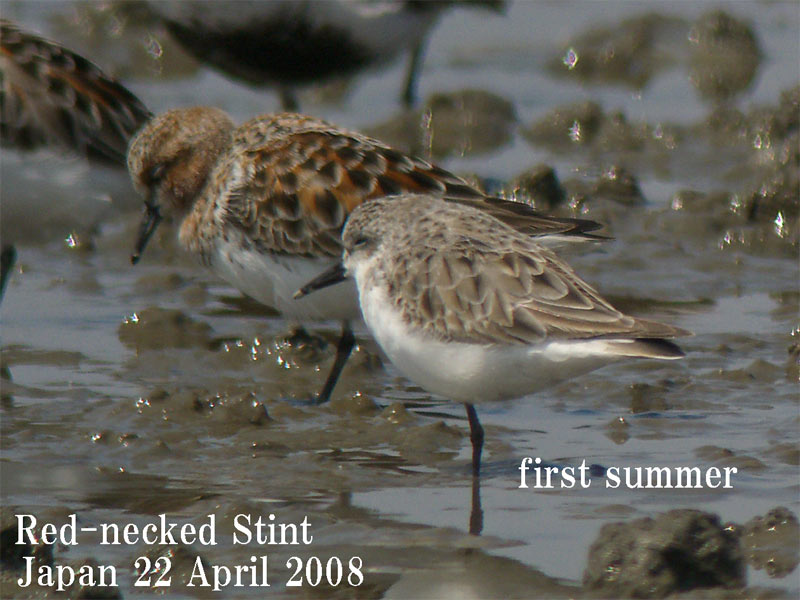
1 1 798 598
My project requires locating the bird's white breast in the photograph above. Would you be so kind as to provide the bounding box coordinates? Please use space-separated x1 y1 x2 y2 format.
212 236 360 321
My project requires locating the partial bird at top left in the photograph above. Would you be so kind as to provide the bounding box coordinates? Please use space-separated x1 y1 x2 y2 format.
0 19 151 166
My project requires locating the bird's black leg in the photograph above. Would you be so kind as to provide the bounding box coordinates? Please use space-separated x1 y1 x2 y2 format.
279 87 300 112
402 40 427 107
315 322 355 404
0 245 17 303
465 403 484 478
469 472 483 536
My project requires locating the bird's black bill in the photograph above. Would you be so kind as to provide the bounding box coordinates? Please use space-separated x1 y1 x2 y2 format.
294 262 347 299
131 202 162 265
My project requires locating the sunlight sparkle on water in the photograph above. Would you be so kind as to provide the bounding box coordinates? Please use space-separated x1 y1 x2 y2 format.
563 47 579 70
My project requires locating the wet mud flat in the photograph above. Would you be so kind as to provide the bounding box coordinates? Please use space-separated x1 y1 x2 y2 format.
1 2 798 598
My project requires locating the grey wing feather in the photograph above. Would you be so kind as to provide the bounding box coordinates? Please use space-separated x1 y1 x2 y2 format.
446 195 608 241
397 236 688 345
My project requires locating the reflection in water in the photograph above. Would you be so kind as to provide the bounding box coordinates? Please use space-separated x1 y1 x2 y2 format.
470 475 483 536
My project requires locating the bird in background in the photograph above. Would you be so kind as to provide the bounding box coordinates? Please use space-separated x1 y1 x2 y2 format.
145 0 505 110
0 19 151 300
0 19 151 165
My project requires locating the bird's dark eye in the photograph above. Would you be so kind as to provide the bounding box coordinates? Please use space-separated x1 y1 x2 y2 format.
148 164 166 183
352 235 369 249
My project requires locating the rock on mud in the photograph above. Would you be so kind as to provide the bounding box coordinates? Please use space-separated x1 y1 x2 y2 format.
366 89 516 159
740 507 799 579
583 509 744 598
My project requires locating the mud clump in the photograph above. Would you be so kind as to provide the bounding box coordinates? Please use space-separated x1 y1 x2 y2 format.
509 164 567 210
706 86 799 234
548 10 761 103
604 416 630 445
366 89 516 159
647 85 798 253
788 343 800 383
745 161 799 227
117 306 213 351
0 508 53 572
591 165 646 206
704 85 799 158
688 11 761 102
583 509 744 598
522 101 678 176
694 445 767 473
523 101 606 150
548 14 685 88
740 507 799 578
0 510 121 598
